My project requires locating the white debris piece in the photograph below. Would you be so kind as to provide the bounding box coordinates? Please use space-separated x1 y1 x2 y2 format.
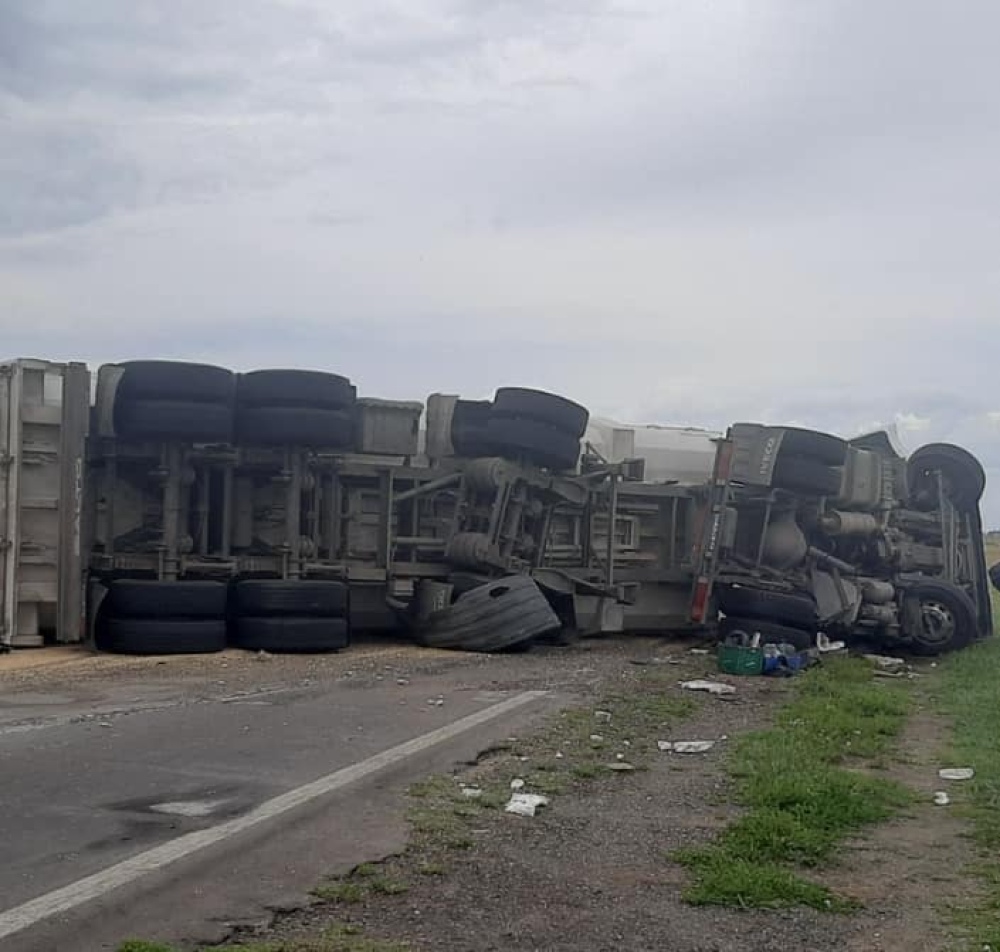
509 778 526 790
659 740 716 754
863 654 906 670
594 710 613 723
680 680 736 696
689 648 710 656
150 799 226 818
933 791 951 806
816 633 846 653
939 768 975 781
461 787 483 799
589 734 605 743
505 793 549 817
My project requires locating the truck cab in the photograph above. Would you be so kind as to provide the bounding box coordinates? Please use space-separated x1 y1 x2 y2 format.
691 423 992 655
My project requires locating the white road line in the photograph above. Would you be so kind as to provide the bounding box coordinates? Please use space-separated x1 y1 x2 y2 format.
0 689 548 941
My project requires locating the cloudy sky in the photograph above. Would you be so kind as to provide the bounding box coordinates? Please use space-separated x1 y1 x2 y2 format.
3 1 1000 522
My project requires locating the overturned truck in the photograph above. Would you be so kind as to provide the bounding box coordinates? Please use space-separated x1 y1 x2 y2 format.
0 358 992 656
691 425 994 656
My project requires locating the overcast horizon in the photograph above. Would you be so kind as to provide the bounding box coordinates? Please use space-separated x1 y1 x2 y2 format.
2 1 999 524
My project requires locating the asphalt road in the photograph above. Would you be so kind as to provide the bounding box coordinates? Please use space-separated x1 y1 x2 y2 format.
0 644 566 952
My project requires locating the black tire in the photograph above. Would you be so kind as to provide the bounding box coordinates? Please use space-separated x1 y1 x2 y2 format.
114 399 235 443
99 618 227 655
447 572 494 599
233 579 348 618
237 370 356 411
115 361 235 404
716 586 818 629
907 443 986 509
990 562 1000 593
450 400 493 457
776 428 848 466
232 616 350 652
418 575 560 652
902 580 979 656
718 615 815 651
235 407 354 448
484 416 580 471
771 457 842 496
493 388 589 439
106 580 228 619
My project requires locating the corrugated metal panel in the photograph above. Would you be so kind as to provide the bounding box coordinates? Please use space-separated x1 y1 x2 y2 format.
0 360 90 647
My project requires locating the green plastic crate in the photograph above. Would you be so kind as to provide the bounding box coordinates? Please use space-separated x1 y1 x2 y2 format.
717 644 764 676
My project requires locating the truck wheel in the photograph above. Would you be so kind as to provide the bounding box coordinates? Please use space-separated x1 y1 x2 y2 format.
115 361 235 404
450 400 493 457
106 580 228 619
232 617 349 652
719 615 815 651
233 580 348 617
100 618 227 654
484 416 581 471
492 388 589 439
235 406 354 448
237 370 356 410
771 457 843 496
776 428 848 466
114 400 235 443
907 443 986 510
902 580 978 656
716 586 818 629
417 575 561 652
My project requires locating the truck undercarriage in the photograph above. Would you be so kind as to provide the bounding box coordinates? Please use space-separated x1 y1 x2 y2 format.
1 358 993 657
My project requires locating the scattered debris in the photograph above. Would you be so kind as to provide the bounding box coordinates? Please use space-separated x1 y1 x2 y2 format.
255 650 272 662
427 697 445 707
816 633 846 653
505 793 549 817
593 710 613 723
396 678 409 686
589 734 605 744
939 767 975 781
689 648 710 656
864 654 907 670
615 753 626 761
509 778 525 790
658 740 716 754
933 791 951 806
680 679 736 696
461 787 483 799
606 762 636 772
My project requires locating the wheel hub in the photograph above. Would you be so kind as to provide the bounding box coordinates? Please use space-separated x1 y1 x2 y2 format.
917 599 956 646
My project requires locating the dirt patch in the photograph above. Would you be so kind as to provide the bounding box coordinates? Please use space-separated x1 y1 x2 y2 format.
819 704 979 952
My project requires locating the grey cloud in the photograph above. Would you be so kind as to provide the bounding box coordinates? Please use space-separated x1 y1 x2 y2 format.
0 125 140 235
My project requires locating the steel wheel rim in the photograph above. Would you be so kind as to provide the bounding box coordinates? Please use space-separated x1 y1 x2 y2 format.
917 599 956 647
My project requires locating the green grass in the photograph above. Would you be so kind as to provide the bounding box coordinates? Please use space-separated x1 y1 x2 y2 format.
676 656 912 910
934 601 1000 947
311 881 366 903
